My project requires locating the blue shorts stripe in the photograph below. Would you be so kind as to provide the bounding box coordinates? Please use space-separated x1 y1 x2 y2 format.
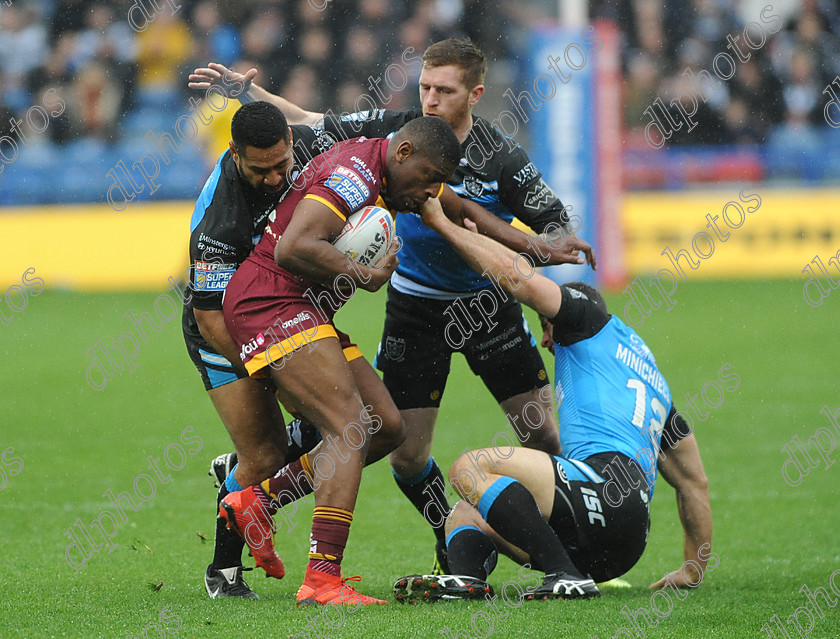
199 348 234 367
206 366 239 389
478 476 516 520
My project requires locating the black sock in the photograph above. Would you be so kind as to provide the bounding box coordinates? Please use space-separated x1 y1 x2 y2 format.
212 484 245 568
483 479 582 577
394 458 450 542
446 527 498 580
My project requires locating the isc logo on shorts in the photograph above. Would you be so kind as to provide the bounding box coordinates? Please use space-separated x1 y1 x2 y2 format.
194 261 236 291
580 487 606 527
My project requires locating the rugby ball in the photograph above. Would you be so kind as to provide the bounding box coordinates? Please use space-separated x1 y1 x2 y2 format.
333 205 394 267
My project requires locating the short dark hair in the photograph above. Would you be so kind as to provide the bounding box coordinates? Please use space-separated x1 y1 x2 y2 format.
422 38 487 89
396 116 461 177
231 101 290 153
564 281 608 313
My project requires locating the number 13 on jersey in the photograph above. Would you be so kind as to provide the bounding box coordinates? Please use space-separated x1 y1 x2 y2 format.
626 378 667 453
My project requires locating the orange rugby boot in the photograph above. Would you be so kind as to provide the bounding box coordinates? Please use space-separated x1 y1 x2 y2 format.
219 486 285 579
296 567 387 606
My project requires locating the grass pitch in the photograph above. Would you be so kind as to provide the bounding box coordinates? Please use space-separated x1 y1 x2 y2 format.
1 279 838 638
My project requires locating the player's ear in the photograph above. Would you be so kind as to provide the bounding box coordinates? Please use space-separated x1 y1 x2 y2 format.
469 84 484 107
539 317 554 352
228 141 239 160
287 128 294 147
395 139 414 163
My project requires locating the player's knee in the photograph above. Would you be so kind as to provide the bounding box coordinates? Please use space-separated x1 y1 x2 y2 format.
373 406 405 451
444 500 473 535
388 445 428 477
448 456 481 504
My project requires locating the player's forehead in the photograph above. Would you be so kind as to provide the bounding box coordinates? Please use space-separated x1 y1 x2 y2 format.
240 140 293 167
415 155 451 182
419 64 468 91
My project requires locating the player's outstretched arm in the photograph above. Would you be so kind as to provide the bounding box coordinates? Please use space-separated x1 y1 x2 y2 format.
422 197 563 317
275 199 396 292
651 432 713 589
437 186 596 269
188 62 323 125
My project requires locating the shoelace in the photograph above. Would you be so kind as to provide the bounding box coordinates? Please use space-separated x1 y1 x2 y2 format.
333 575 385 603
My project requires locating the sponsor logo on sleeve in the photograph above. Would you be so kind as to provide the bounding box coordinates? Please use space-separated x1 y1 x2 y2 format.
339 109 384 123
523 179 557 211
197 234 235 253
349 157 376 184
193 261 237 291
325 166 370 209
341 111 372 122
513 162 540 186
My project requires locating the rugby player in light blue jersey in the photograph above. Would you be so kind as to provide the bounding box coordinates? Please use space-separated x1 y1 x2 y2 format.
392 199 713 602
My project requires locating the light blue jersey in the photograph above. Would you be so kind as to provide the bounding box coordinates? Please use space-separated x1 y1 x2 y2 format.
554 316 672 494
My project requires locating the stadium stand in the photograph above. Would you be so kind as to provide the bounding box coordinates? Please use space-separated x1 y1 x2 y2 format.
1 0 838 206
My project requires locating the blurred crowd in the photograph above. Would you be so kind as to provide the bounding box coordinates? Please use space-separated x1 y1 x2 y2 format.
0 0 512 148
0 0 838 179
592 0 840 146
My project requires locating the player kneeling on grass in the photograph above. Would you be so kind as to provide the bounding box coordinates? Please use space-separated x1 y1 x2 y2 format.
394 200 713 602
221 116 463 606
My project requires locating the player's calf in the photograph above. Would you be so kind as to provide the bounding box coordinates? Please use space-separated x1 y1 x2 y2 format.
361 401 404 463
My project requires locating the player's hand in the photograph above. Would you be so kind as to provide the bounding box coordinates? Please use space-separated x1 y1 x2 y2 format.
541 235 597 270
361 251 398 292
188 62 257 94
463 218 478 233
419 197 447 230
649 565 704 590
